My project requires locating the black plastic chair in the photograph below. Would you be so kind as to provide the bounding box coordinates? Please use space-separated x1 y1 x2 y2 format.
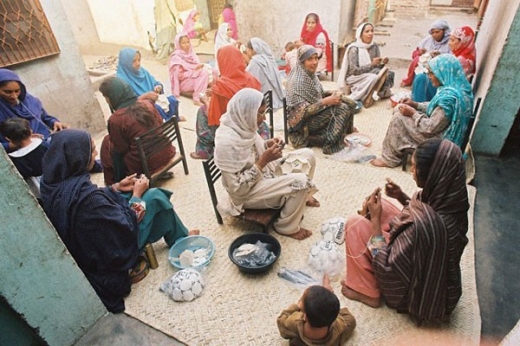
135 117 189 186
202 156 280 233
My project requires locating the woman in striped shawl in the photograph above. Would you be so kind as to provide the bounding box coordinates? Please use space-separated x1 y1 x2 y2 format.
341 138 469 324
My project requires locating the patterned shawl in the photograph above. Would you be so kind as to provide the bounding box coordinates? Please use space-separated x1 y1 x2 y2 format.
300 13 332 72
214 88 265 173
417 19 451 53
427 54 474 148
375 139 469 322
451 26 476 74
208 45 261 126
116 48 159 95
285 45 323 107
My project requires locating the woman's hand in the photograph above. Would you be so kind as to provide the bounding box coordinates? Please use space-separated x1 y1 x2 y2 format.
430 50 441 58
141 91 159 102
154 85 163 93
398 104 416 117
419 48 427 55
132 175 149 199
265 137 284 149
196 63 204 70
367 187 383 222
399 97 418 109
53 122 69 132
322 94 341 106
371 57 383 67
382 57 389 65
384 178 403 200
117 173 138 192
257 144 283 169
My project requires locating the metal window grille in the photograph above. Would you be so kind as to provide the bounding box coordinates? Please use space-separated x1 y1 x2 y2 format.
0 0 60 68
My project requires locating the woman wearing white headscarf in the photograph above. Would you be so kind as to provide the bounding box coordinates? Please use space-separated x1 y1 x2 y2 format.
245 37 285 110
337 22 394 108
214 88 319 240
214 23 236 73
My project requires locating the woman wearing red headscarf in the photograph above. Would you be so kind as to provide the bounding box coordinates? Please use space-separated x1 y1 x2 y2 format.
191 45 267 160
299 13 333 75
449 26 476 77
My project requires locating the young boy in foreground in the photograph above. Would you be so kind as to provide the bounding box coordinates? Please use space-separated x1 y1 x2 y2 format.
277 274 356 345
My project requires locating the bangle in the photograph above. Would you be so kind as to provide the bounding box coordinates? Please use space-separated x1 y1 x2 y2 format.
111 183 120 192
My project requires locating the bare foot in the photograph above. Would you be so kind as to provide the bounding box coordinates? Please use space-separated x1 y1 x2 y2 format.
193 100 202 106
305 196 320 208
340 280 380 308
286 227 312 240
370 158 391 168
188 229 200 236
178 116 187 122
190 152 207 160
352 127 359 133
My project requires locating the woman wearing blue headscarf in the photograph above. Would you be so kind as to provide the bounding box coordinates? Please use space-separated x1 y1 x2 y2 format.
0 69 68 152
116 48 182 121
371 54 473 168
40 129 192 312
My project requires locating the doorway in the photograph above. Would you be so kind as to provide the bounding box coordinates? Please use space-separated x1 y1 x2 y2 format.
207 0 227 29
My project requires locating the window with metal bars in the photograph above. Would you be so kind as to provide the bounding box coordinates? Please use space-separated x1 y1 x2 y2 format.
0 0 60 68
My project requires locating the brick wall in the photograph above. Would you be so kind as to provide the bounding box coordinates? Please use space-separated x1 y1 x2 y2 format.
389 0 430 18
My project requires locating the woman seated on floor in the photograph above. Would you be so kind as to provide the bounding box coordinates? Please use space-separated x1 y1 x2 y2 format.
400 19 451 87
245 37 285 111
337 22 395 108
412 26 476 102
191 45 269 160
342 138 469 324
117 47 183 121
371 54 473 168
285 45 356 155
99 77 175 185
168 33 217 106
40 129 196 313
214 88 320 240
0 68 68 152
214 22 237 73
299 13 332 76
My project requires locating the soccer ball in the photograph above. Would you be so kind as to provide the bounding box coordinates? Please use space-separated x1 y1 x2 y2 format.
320 217 346 245
308 240 344 276
161 268 205 302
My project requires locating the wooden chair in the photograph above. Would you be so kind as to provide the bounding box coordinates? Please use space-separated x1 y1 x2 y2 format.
135 117 189 186
202 156 280 233
401 97 482 171
324 41 335 82
282 98 289 144
263 90 275 139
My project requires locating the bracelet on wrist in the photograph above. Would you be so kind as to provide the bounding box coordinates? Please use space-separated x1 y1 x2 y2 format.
111 183 120 192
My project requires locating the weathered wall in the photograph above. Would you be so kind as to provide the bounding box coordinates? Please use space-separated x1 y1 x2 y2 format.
471 1 520 155
9 0 106 134
235 0 354 62
60 0 102 54
0 149 107 345
388 0 430 17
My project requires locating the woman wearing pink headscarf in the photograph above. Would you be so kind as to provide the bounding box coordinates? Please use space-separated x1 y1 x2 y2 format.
449 26 476 77
222 4 238 40
168 34 217 106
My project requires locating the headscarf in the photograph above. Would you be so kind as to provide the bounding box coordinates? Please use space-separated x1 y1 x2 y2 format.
451 26 477 75
214 88 265 172
222 6 238 40
116 48 159 95
286 45 323 107
377 139 469 322
245 37 285 109
337 22 375 88
0 69 54 140
208 45 261 126
183 10 199 39
168 33 201 97
417 19 451 53
40 129 98 238
427 54 474 148
101 77 138 111
300 13 332 72
214 23 235 57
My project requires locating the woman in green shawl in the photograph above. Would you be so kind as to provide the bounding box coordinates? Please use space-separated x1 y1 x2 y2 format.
371 54 473 168
99 77 175 185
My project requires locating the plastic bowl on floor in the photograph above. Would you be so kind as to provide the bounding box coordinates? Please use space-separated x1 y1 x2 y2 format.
228 232 281 274
168 235 215 269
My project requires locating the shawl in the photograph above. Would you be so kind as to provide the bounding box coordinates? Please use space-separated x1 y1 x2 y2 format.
102 77 138 111
0 69 56 142
183 10 199 39
337 22 375 88
286 45 324 107
214 88 265 173
427 54 474 148
214 23 236 57
222 7 238 40
300 13 332 72
375 139 469 322
208 45 261 126
117 48 159 95
417 19 451 53
246 37 285 109
168 33 202 95
451 26 477 75
40 129 139 313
